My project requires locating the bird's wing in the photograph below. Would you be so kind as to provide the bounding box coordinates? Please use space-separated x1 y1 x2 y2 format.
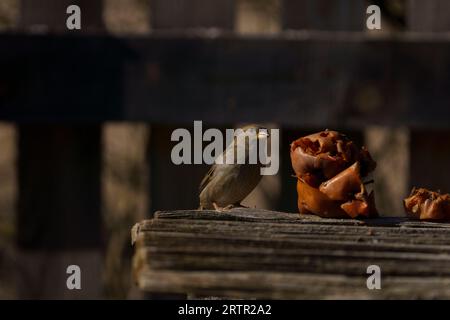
199 164 217 193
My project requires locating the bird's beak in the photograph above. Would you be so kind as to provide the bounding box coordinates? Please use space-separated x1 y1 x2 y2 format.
257 130 269 139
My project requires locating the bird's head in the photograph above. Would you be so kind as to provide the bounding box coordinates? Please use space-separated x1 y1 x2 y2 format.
238 124 269 140
230 124 270 162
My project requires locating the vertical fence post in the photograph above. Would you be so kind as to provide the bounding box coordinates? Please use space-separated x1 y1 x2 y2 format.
147 0 235 214
16 0 104 299
406 0 450 194
278 0 366 212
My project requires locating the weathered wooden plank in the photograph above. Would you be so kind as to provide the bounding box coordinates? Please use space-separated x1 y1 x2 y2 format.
1 32 450 128
137 235 450 258
132 209 450 298
138 270 450 299
152 208 450 228
137 221 450 244
135 245 450 276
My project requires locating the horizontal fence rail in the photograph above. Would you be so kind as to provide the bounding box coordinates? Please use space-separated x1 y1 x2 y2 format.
1 32 450 128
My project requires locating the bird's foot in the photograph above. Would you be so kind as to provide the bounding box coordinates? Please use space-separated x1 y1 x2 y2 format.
213 203 237 212
212 203 250 212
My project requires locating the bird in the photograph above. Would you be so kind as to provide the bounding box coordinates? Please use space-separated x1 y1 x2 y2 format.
199 124 269 211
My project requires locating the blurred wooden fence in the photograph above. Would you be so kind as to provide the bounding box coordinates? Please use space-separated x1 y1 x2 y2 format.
1 0 450 298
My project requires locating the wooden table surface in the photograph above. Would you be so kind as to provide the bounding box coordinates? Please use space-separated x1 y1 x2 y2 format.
131 208 450 299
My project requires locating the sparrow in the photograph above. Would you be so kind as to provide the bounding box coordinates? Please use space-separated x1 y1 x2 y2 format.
199 124 269 211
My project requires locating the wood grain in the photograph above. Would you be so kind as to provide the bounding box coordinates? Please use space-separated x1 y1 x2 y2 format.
132 208 450 299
